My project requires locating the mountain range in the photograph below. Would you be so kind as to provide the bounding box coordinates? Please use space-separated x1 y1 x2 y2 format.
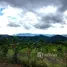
0 33 67 43
14 33 55 37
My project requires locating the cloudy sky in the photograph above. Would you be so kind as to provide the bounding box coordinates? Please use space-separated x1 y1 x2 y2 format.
0 0 67 35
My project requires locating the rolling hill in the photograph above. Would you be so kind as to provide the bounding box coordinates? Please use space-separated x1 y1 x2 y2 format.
0 34 67 43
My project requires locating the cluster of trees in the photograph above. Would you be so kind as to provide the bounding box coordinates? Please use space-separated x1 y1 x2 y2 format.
0 36 67 67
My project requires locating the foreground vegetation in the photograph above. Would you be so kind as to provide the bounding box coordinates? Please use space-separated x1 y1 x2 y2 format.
0 36 67 67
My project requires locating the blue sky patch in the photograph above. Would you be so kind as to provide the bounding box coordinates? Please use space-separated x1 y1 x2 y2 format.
0 8 5 16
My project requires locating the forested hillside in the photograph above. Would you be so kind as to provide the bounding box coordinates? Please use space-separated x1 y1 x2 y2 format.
0 35 67 67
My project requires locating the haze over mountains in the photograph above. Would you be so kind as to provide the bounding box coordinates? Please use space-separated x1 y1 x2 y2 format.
0 33 67 43
14 33 55 37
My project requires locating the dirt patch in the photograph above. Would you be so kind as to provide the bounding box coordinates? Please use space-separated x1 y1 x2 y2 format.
0 62 22 67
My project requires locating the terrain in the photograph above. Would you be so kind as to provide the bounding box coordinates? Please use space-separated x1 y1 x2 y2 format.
0 34 67 67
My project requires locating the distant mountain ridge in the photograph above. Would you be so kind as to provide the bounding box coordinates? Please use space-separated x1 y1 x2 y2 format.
0 34 67 43
14 33 39 36
14 33 55 37
48 35 67 42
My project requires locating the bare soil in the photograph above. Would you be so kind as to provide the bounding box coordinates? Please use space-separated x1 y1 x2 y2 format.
0 62 22 67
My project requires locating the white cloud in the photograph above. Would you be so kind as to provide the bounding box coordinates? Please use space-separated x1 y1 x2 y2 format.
47 27 67 35
36 6 57 16
0 5 38 35
63 10 67 24
0 5 23 27
0 26 28 35
1 5 38 27
0 15 8 27
2 6 23 16
52 23 62 28
0 4 67 35
24 12 38 25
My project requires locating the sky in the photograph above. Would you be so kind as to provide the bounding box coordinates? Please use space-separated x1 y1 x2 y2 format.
0 0 67 35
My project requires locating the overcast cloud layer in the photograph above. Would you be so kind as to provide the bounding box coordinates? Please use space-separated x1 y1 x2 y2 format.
0 0 67 35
